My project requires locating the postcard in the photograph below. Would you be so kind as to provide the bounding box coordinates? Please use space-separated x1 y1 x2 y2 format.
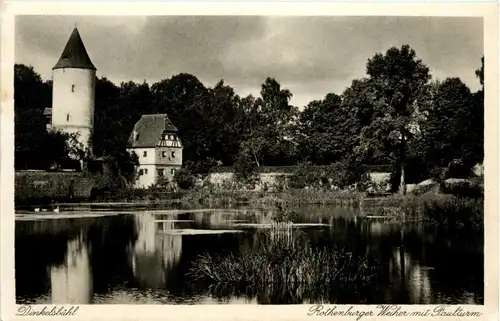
1 1 498 320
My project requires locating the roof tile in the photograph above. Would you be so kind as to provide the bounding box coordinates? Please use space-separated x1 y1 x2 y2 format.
128 114 179 148
53 28 96 70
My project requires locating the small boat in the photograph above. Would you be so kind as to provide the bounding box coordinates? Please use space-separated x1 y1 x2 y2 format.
34 207 40 212
53 206 60 213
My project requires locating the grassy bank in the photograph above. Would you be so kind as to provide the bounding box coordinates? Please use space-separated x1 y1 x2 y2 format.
369 193 483 234
188 229 381 300
89 186 364 207
177 187 364 207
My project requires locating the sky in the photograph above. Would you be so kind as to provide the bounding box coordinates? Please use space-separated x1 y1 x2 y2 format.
16 15 483 108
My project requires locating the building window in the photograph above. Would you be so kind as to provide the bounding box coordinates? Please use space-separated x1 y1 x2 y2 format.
144 168 148 174
71 84 75 92
66 114 70 122
162 151 166 158
171 151 175 158
158 169 164 176
171 168 175 175
143 151 147 157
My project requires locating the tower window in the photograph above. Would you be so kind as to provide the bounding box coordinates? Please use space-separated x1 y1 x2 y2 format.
171 151 175 158
71 85 75 92
162 151 166 158
171 168 175 175
66 114 70 122
143 151 147 157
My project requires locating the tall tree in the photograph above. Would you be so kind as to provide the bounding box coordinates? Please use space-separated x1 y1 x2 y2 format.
419 78 480 175
205 80 242 165
475 56 484 88
298 93 346 164
14 64 74 169
356 45 431 195
151 73 212 171
14 64 52 113
241 78 298 166
93 77 120 156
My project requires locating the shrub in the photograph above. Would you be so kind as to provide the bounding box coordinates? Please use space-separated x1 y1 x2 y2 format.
233 151 260 187
442 181 483 199
422 196 483 233
174 166 196 190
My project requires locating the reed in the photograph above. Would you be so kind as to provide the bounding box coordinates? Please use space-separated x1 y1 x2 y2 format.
366 193 483 233
174 187 365 207
188 230 381 292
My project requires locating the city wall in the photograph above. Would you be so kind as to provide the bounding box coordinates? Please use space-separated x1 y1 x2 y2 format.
15 171 96 204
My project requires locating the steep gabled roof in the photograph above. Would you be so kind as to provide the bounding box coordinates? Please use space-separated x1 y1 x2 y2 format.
53 28 96 70
128 114 179 148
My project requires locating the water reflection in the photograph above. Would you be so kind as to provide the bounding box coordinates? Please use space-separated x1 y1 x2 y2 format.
130 213 182 288
50 232 93 303
15 206 483 304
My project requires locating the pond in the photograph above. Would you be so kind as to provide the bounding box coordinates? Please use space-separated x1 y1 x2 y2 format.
15 205 483 305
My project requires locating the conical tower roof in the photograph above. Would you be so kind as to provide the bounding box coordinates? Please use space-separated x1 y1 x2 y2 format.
53 28 96 70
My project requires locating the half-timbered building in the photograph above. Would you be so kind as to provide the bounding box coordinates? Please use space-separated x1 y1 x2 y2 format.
127 114 183 188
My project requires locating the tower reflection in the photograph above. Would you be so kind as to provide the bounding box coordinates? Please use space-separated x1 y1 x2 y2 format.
50 232 93 304
130 213 182 289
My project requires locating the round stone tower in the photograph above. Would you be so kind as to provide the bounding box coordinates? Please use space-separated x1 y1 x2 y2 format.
52 28 96 155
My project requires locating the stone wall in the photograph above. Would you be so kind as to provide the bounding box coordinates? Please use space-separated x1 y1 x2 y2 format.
206 168 391 192
206 172 292 191
15 171 96 204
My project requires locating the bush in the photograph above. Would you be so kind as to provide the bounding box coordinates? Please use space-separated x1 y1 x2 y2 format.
383 194 484 234
423 196 483 233
233 151 260 187
174 166 196 190
289 161 366 190
442 181 483 199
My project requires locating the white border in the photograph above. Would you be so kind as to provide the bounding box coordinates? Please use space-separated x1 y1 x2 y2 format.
1 2 498 321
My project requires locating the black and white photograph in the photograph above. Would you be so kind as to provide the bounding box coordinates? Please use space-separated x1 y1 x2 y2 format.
4 5 495 314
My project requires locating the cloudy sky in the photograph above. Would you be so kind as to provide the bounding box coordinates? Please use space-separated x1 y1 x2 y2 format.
16 15 483 108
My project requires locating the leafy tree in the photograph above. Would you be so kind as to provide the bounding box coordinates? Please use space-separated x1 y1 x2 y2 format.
151 73 211 169
298 95 342 164
233 146 259 185
14 64 67 170
241 78 299 166
475 56 484 88
297 79 377 166
355 45 431 195
419 78 480 171
14 64 51 113
174 166 196 190
205 80 243 165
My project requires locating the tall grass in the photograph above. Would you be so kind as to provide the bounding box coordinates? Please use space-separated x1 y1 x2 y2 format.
174 187 364 207
367 193 484 234
188 230 381 297
422 196 483 233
